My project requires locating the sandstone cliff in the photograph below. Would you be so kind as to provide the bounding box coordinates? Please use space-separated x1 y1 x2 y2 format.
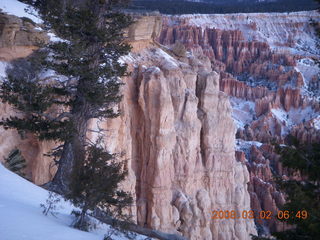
1 6 319 239
96 47 257 239
0 12 48 61
158 11 320 235
0 12 257 239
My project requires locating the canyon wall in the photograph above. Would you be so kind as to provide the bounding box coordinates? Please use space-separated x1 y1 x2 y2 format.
0 12 55 184
1 8 319 239
157 11 320 235
0 12 257 239
97 48 256 239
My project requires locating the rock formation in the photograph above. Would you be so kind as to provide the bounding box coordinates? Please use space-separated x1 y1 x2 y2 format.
0 7 319 239
0 12 48 61
157 11 320 236
95 46 257 239
0 12 257 239
0 11 53 184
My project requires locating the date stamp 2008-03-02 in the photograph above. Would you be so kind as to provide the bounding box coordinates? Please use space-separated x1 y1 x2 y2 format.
211 210 308 220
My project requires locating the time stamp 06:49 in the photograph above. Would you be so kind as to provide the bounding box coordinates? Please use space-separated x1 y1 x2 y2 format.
211 210 308 220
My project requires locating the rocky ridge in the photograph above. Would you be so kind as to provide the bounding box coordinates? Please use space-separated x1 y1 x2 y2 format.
0 12 257 239
157 11 319 235
0 11 48 61
0 7 319 239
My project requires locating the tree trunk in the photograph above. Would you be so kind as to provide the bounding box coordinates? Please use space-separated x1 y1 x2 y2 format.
48 141 74 194
75 205 88 230
93 209 188 240
44 0 111 195
47 105 89 194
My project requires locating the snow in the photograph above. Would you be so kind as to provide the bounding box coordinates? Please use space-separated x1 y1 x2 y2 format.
271 106 320 134
230 97 256 129
156 48 179 69
295 58 320 101
271 108 290 124
148 66 161 74
313 117 320 130
0 61 8 81
235 139 263 157
118 53 135 65
275 106 318 126
38 69 70 83
236 139 263 149
177 11 319 57
256 177 271 186
0 0 67 43
47 33 66 43
0 0 42 24
0 164 146 240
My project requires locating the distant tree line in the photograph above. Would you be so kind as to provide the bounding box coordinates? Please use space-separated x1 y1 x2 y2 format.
128 0 319 14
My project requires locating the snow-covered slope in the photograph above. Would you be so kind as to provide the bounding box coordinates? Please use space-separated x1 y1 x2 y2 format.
0 164 144 240
0 0 41 23
177 11 319 56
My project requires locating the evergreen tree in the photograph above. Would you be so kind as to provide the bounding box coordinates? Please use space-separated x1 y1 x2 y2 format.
68 138 132 230
273 2 320 237
0 0 132 195
272 136 320 240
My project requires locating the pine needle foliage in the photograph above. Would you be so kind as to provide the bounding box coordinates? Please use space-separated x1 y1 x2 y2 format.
1 0 134 231
0 53 74 141
272 136 320 240
4 148 27 177
0 0 133 195
67 139 133 231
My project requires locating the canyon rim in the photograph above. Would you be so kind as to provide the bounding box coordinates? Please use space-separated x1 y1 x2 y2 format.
0 3 319 240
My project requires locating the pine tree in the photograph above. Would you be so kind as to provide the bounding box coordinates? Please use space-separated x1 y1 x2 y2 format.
0 0 133 195
272 136 320 240
68 138 132 231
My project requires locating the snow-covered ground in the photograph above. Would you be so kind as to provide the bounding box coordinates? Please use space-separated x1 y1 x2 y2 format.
313 117 320 130
0 0 66 42
0 61 8 80
295 58 320 101
230 97 256 129
235 139 263 159
0 0 41 23
176 11 320 56
0 164 146 240
261 105 320 137
271 106 320 134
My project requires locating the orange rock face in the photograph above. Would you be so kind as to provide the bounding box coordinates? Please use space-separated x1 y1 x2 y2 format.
95 49 257 239
0 13 257 239
1 10 319 239
158 11 320 236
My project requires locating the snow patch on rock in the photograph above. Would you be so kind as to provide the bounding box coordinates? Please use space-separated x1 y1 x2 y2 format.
179 11 320 56
235 139 263 158
230 97 256 129
313 117 320 130
156 48 179 69
271 106 320 134
295 58 320 100
0 0 42 24
0 61 8 81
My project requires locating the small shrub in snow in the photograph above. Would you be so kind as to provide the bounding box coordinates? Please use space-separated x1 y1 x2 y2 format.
65 138 132 231
4 148 27 178
40 191 61 217
70 209 94 231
